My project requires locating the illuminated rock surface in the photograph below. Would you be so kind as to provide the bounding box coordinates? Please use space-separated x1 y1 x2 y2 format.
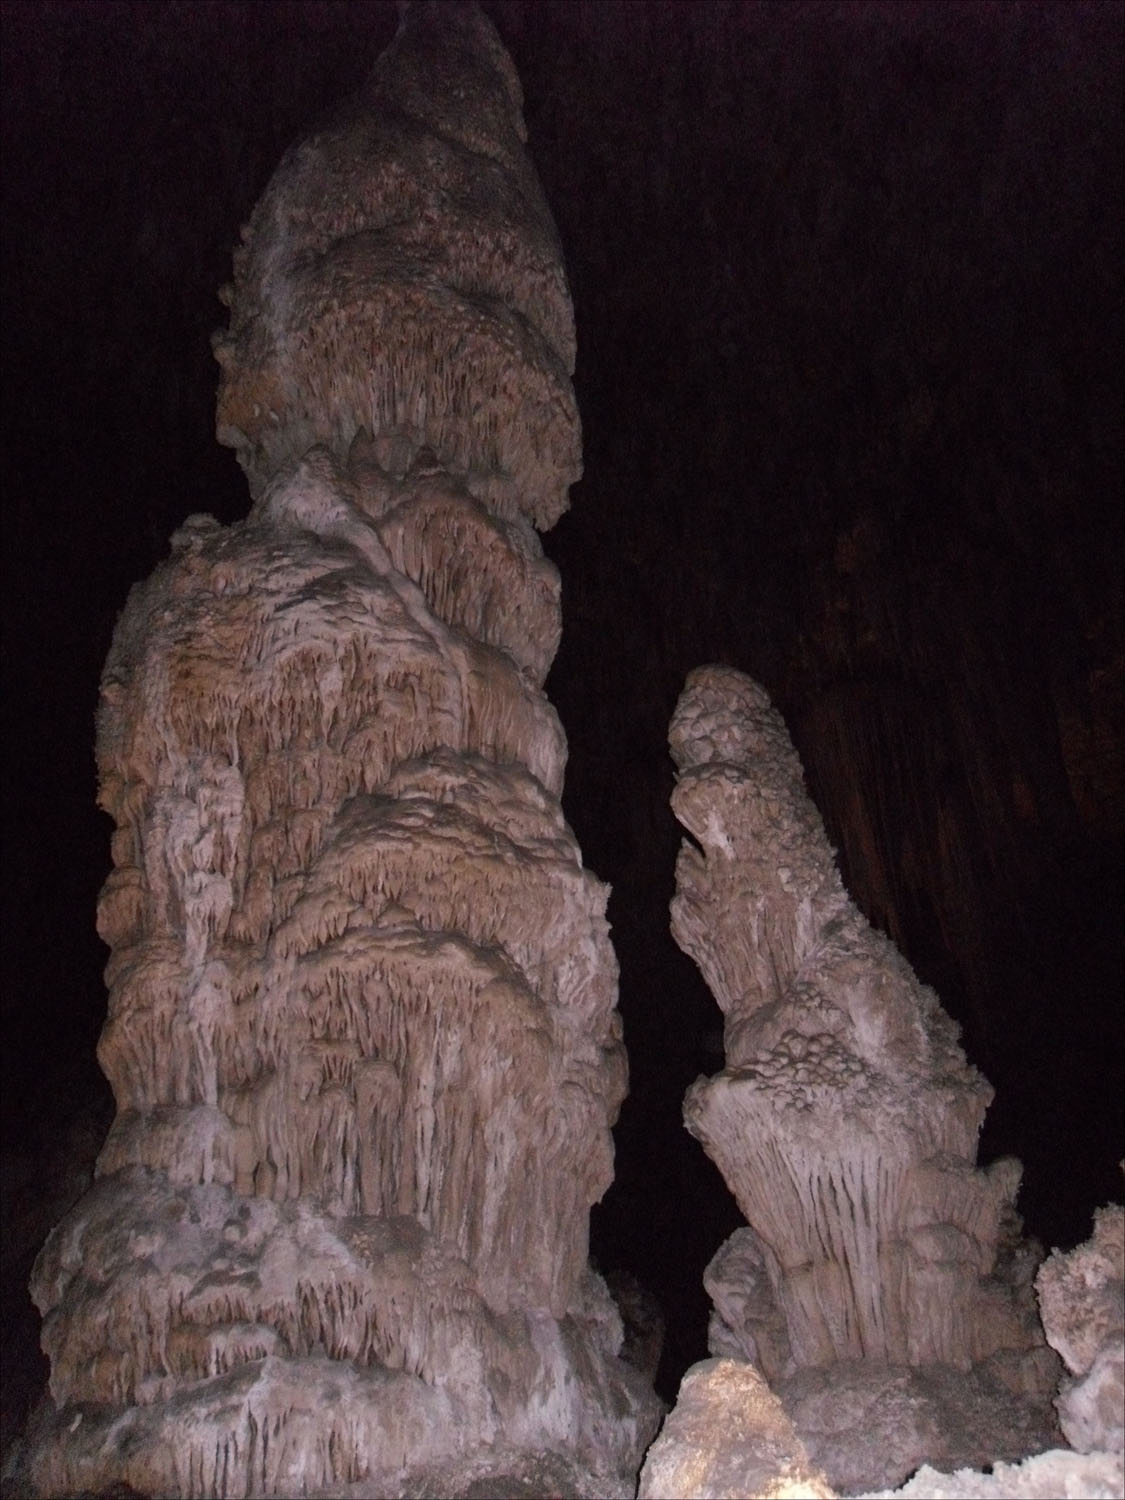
1036 1204 1125 1455
859 1449 1125 1500
636 1358 833 1500
20 6 658 1496
668 664 1058 1489
638 1363 1122 1500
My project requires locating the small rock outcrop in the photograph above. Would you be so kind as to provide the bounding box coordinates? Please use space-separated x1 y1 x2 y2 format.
1036 1203 1125 1454
21 7 659 1497
774 1362 1059 1496
636 1358 834 1500
668 665 1057 1489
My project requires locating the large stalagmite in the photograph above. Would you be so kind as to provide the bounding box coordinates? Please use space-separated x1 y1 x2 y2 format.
667 665 1057 1489
22 7 659 1496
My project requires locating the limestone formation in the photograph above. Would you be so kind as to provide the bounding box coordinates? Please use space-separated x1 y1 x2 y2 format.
857 1449 1125 1499
668 665 1057 1485
637 1366 1123 1500
22 7 658 1496
636 1358 833 1500
1036 1204 1125 1454
774 1362 1060 1495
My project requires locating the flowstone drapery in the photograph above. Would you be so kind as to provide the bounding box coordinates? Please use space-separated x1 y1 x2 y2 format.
23 7 658 1496
668 665 1057 1487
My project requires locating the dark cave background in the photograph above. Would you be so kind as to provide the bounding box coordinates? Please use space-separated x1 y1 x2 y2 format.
1 0 1121 1430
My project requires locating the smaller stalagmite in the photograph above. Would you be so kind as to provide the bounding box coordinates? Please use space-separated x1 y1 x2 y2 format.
668 665 1057 1488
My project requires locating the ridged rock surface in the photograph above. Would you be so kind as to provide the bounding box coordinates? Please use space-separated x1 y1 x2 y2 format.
212 0 580 527
1036 1204 1125 1454
22 6 658 1497
668 665 1057 1487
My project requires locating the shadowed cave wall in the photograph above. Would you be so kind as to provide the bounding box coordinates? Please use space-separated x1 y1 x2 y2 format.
2 0 1121 1439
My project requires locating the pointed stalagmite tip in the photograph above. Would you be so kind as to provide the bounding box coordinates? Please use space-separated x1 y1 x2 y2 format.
214 0 576 523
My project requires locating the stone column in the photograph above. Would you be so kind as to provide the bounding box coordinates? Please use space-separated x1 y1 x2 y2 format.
668 665 1056 1489
24 7 658 1496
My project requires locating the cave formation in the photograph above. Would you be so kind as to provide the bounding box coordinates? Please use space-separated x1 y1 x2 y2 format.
667 664 1062 1490
1 0 1121 1492
18 6 660 1496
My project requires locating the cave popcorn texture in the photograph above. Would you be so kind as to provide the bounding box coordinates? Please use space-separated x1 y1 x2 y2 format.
668 664 1059 1489
1036 1204 1125 1455
24 7 659 1496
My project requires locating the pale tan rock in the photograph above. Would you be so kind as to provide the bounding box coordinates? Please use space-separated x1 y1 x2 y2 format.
858 1448 1125 1498
212 3 581 525
24 6 658 1496
1036 1205 1125 1453
669 666 1053 1388
667 666 1059 1491
637 1358 835 1500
